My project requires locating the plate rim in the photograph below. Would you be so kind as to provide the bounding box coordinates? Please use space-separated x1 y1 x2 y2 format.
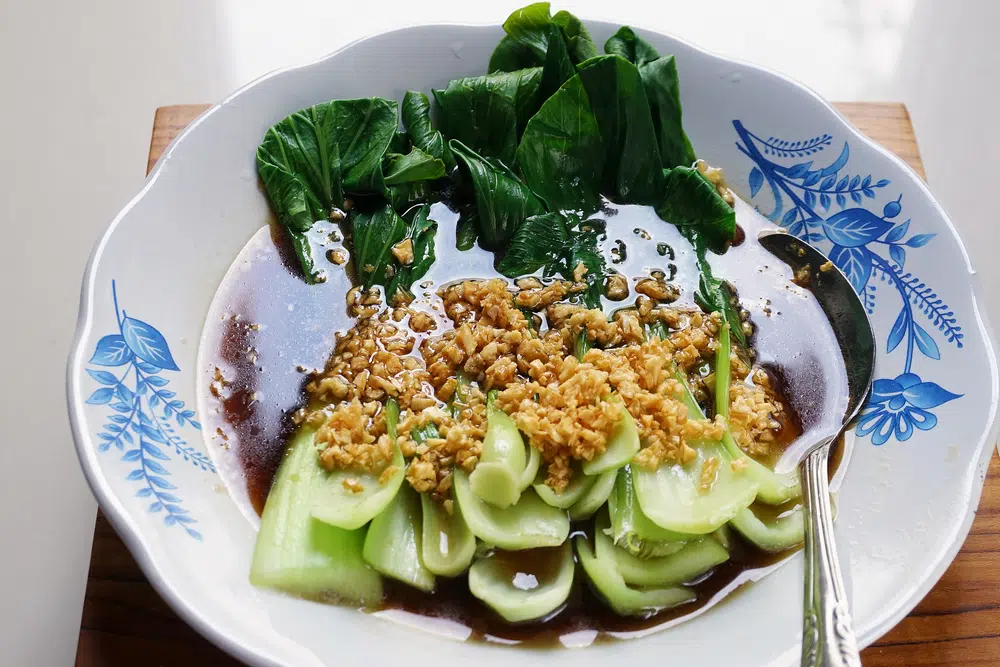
66 17 1000 666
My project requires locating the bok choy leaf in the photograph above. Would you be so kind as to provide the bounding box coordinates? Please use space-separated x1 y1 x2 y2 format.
434 68 543 164
604 28 696 168
387 204 438 300
608 465 690 558
567 468 617 520
656 166 736 254
715 321 800 502
383 148 446 186
633 327 759 534
401 90 455 170
488 3 597 73
469 391 534 508
575 55 664 205
604 26 660 67
450 140 545 250
516 74 604 213
256 97 398 280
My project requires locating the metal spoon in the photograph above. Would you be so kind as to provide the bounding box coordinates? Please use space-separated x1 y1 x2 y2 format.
757 229 875 667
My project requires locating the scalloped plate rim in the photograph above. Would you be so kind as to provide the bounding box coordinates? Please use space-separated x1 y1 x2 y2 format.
66 17 1000 666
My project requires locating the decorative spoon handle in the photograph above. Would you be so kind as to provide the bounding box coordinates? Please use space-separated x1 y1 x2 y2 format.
801 440 861 667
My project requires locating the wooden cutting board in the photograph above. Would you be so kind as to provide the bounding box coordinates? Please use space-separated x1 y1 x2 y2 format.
75 103 999 667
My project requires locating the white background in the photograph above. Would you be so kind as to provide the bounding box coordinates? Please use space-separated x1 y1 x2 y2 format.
0 1 996 664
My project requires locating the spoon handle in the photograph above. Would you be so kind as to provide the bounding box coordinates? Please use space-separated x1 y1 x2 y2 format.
801 441 861 667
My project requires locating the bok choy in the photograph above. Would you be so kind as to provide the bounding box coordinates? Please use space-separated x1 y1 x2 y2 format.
310 400 405 530
633 324 759 534
247 1 827 630
468 542 575 622
469 391 536 508
250 426 382 604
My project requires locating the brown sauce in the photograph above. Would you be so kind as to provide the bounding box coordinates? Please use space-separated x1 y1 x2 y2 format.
198 199 851 643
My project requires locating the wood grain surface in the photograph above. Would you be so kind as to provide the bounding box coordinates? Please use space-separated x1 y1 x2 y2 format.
75 103 998 667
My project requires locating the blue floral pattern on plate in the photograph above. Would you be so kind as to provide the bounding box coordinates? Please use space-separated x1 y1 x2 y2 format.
86 280 214 539
733 121 963 445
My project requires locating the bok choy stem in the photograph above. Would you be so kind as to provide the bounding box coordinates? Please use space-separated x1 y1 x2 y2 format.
469 390 532 508
310 399 406 530
632 321 759 534
250 426 383 603
714 322 801 504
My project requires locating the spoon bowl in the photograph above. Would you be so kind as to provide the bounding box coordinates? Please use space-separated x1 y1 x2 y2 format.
757 229 877 474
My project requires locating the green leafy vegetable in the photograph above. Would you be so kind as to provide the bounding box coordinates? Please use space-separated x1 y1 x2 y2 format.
434 68 542 163
516 74 604 213
421 493 477 577
538 23 577 103
469 392 532 508
608 465 690 558
489 36 543 74
387 181 430 215
656 166 735 252
350 204 408 290
602 30 695 168
489 4 597 72
604 26 660 67
336 98 399 193
722 430 799 503
695 252 747 351
595 511 728 587
258 104 344 234
387 204 438 299
552 9 599 62
567 468 617 521
582 398 640 475
639 56 697 169
451 140 545 250
256 97 398 279
383 148 446 186
633 326 758 534
495 212 568 276
715 321 798 501
286 230 317 282
633 441 759 534
497 212 607 309
389 130 410 155
575 55 664 204
533 469 596 509
401 91 455 170
453 470 570 550
455 210 479 250
565 224 607 308
497 2 554 62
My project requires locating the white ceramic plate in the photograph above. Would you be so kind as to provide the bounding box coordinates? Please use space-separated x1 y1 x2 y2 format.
68 17 999 667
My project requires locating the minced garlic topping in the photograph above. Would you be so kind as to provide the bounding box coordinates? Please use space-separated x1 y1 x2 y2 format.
305 278 783 495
